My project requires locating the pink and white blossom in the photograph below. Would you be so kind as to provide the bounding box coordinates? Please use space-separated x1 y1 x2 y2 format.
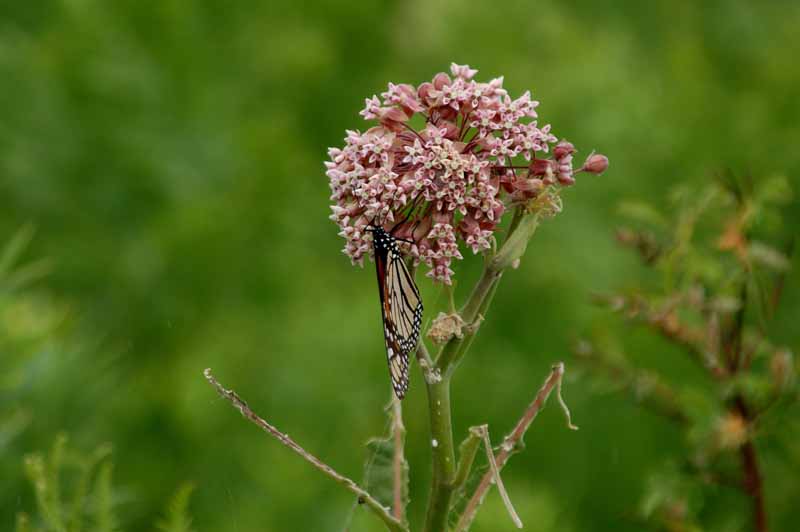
327 64 606 283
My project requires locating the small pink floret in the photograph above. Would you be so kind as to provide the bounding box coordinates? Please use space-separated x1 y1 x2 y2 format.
326 65 606 282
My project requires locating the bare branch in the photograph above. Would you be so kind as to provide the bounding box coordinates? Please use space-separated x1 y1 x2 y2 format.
203 369 408 532
594 292 726 378
454 363 575 531
556 373 579 431
473 425 522 529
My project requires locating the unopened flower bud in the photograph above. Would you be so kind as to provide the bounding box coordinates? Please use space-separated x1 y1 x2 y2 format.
553 141 575 160
450 63 478 80
417 82 434 103
500 174 515 194
580 152 609 175
437 105 458 122
556 173 575 186
528 158 553 177
432 72 451 90
379 107 409 128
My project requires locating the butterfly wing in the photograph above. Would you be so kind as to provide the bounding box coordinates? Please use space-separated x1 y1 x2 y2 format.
373 230 423 399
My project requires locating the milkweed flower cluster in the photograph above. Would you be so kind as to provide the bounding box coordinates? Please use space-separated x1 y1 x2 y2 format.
326 63 607 284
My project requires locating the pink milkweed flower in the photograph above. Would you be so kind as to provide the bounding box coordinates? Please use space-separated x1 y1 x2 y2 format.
326 65 607 283
579 152 609 175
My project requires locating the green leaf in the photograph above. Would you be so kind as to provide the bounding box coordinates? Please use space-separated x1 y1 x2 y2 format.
358 401 409 520
19 436 119 532
71 444 112 532
24 451 67 532
47 434 68 530
92 463 121 532
155 483 195 532
640 465 704 526
0 224 35 278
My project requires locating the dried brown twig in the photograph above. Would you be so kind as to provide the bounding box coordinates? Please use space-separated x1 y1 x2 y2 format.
204 368 408 532
454 362 578 531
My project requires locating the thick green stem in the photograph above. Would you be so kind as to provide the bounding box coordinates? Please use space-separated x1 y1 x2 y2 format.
423 378 457 532
422 209 543 531
435 262 503 377
437 212 540 377
490 211 540 272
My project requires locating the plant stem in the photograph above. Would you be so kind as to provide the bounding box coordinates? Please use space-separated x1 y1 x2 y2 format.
422 265 504 531
724 280 767 532
740 438 767 532
437 211 540 377
455 363 569 531
422 377 457 532
474 425 523 528
392 398 406 523
422 209 543 531
434 253 501 377
490 211 540 272
203 369 408 532
422 266 502 531
452 430 482 492
734 395 767 532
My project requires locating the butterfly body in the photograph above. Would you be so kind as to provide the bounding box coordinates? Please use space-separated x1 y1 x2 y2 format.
369 226 423 399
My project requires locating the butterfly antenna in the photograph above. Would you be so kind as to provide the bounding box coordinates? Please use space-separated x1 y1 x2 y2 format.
409 217 423 238
390 192 424 235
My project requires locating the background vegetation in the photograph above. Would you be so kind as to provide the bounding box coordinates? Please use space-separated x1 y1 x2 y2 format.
2 0 798 530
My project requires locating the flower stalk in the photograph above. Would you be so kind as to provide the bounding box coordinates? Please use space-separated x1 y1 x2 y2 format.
193 62 610 532
207 62 604 531
422 207 550 531
392 398 407 523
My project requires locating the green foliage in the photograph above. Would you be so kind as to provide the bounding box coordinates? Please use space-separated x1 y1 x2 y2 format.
581 176 798 529
17 435 113 532
155 484 196 532
448 454 490 530
639 466 704 532
92 463 121 532
16 435 194 532
362 436 408 514
1 1 799 530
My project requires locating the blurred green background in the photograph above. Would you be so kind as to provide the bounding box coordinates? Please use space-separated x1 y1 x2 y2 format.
2 0 799 530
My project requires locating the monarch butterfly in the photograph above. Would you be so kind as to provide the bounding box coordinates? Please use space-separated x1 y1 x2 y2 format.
367 225 423 399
